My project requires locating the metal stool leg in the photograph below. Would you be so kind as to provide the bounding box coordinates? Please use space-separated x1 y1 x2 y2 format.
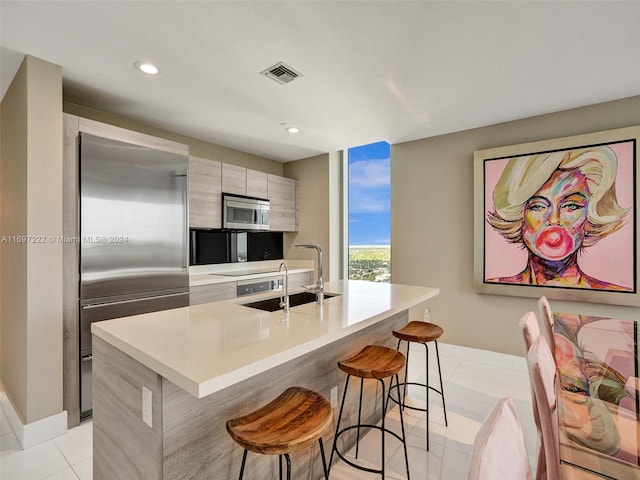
424 342 430 451
284 453 291 480
319 438 329 480
238 449 248 480
279 454 283 480
378 378 386 479
329 374 350 471
403 340 410 410
355 378 364 458
435 340 448 426
393 372 411 479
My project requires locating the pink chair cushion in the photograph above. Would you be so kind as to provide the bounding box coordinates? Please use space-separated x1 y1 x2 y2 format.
528 335 560 480
519 311 540 353
519 311 546 480
468 397 532 480
538 296 555 352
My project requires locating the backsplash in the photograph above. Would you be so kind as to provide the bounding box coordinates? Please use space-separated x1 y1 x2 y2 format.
190 229 283 266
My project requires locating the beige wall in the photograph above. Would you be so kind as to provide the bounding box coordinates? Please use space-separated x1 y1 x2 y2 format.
63 102 283 175
0 56 63 423
284 153 343 282
392 95 640 356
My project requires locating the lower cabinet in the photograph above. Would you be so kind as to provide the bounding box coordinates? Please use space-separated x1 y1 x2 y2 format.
190 282 236 306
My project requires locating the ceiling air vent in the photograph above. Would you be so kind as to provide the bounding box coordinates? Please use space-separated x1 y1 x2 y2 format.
260 62 303 85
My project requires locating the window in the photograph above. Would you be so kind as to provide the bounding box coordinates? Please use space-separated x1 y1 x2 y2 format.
347 141 391 282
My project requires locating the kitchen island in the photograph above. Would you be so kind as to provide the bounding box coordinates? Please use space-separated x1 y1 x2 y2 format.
91 280 439 479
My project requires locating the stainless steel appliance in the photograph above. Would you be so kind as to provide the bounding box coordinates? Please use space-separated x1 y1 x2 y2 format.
236 277 283 297
223 193 270 230
79 133 190 420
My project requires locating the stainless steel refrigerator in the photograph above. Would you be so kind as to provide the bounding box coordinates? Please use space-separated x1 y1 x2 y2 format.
79 133 189 419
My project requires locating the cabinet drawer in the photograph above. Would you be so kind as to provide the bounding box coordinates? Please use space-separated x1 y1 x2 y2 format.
190 282 236 305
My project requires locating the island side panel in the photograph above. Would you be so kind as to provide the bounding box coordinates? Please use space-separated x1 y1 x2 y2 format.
93 336 163 480
162 310 408 480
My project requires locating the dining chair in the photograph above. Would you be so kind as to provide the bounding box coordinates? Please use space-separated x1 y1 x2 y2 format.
519 311 546 480
467 397 532 480
538 296 555 353
527 335 560 480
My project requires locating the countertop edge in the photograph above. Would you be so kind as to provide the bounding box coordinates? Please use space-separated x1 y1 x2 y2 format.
92 282 440 399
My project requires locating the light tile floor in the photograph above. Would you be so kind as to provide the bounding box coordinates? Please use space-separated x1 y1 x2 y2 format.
0 343 537 479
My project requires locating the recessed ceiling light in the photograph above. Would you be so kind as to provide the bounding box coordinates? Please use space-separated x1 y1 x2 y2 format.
134 61 159 75
285 126 300 134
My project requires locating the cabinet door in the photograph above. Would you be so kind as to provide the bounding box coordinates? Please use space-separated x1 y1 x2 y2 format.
222 164 247 195
189 156 222 229
247 169 268 199
268 175 297 232
189 282 237 305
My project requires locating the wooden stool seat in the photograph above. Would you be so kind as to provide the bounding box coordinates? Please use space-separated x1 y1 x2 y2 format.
393 321 443 344
227 387 332 456
338 344 406 379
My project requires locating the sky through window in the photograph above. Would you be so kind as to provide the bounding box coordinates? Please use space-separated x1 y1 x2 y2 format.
348 141 390 246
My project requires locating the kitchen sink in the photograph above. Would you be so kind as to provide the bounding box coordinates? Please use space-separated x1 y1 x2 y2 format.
241 292 339 312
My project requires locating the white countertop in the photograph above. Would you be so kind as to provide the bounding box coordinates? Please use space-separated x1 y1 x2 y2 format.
92 280 439 399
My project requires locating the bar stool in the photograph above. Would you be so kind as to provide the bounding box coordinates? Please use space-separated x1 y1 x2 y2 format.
387 320 448 450
226 387 332 480
329 344 410 479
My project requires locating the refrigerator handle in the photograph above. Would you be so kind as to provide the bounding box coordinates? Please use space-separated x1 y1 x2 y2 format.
81 291 190 309
178 172 189 271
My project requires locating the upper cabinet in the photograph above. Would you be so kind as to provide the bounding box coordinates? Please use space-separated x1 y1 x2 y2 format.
221 164 247 196
189 156 222 229
268 174 298 232
221 165 268 199
192 160 298 232
247 169 268 198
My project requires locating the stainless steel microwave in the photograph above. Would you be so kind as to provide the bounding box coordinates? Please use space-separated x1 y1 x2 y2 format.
222 194 270 230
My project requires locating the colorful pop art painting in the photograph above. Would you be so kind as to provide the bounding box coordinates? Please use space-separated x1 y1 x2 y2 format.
474 126 640 306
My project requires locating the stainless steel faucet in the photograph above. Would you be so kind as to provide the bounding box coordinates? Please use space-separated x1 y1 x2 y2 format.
279 262 289 312
295 244 324 304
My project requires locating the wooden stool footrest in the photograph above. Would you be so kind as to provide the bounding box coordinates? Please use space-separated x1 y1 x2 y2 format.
333 424 406 475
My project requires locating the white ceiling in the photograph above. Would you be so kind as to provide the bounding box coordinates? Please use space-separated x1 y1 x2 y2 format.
2 1 639 163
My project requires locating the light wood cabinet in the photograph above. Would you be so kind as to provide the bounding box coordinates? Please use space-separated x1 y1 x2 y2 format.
247 169 268 198
193 161 297 232
188 156 222 229
190 282 236 306
222 164 246 195
221 166 269 199
268 174 297 232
